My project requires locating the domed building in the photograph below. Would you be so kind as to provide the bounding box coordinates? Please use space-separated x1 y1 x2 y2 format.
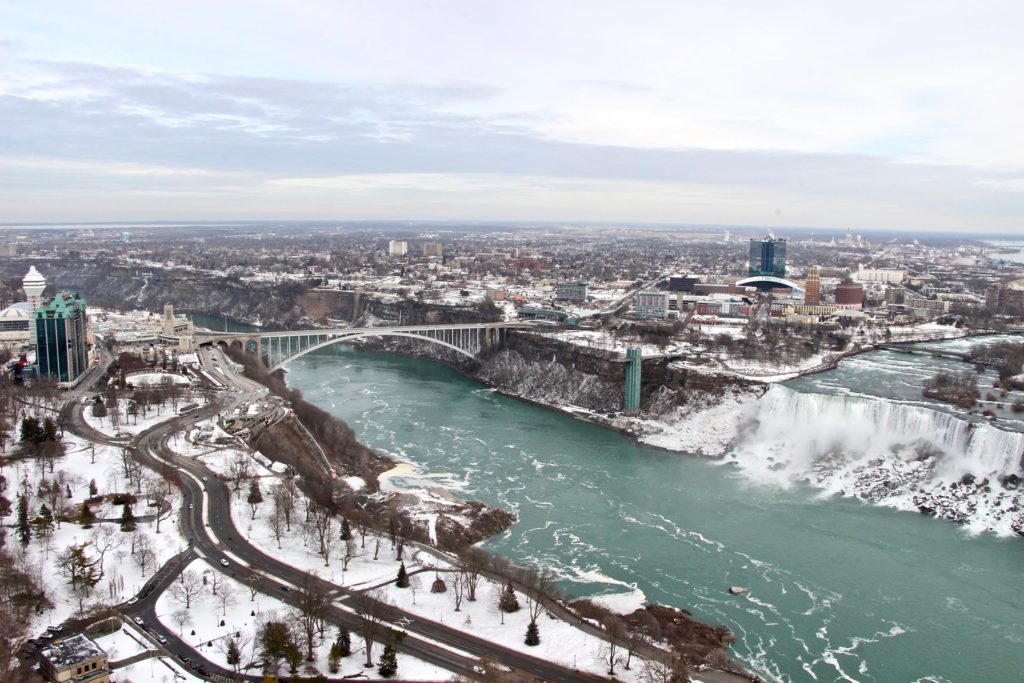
0 301 33 347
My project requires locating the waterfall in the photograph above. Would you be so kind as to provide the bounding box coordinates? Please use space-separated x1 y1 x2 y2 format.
738 385 1024 479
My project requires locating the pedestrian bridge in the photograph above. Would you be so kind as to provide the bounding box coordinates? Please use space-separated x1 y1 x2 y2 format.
195 322 532 370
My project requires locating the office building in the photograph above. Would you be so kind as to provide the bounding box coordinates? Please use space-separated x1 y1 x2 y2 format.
835 283 864 309
36 292 89 385
804 266 821 305
40 634 110 683
667 275 700 292
635 290 670 318
748 236 787 277
422 242 444 258
388 240 408 256
555 281 588 302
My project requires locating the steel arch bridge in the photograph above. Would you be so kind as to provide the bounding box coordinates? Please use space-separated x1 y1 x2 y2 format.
196 322 531 370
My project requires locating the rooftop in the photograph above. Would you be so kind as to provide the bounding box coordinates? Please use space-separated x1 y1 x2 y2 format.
42 633 105 669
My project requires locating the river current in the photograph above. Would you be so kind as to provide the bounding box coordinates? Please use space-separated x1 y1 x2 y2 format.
286 339 1023 683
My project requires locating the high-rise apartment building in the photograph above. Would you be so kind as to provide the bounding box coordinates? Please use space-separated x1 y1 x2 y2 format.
388 240 408 256
35 292 89 385
748 237 787 277
421 242 443 258
804 266 821 305
635 290 670 318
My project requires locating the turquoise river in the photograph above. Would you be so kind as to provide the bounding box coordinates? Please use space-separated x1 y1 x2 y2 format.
284 340 1023 683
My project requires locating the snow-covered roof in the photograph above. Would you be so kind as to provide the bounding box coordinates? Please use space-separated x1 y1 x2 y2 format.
0 302 32 319
42 633 106 669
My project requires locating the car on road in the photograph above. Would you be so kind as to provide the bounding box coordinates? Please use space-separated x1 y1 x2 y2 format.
219 558 229 567
158 636 168 645
126 597 138 606
188 503 194 509
133 617 144 626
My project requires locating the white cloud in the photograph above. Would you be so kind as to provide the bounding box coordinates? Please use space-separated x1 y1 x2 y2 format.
1 1 1023 229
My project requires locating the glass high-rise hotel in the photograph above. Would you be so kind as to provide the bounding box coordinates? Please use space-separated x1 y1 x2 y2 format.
35 292 89 385
748 236 787 278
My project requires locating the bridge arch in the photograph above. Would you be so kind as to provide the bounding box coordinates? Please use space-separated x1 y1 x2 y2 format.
270 330 477 370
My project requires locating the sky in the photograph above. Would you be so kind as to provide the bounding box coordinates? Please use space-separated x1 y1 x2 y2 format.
1 0 1023 233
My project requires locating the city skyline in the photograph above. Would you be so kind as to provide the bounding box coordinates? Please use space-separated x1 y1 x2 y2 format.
2 1 1023 232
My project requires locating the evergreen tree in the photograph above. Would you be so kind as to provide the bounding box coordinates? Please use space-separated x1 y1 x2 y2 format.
396 562 409 588
20 416 41 443
336 627 351 657
42 417 58 442
80 502 94 528
16 494 30 546
226 637 241 672
88 479 98 497
328 643 342 673
120 502 136 531
524 620 540 646
377 643 398 678
340 517 352 541
32 504 54 537
499 580 520 613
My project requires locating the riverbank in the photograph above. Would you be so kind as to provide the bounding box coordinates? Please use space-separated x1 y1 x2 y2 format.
222 344 759 678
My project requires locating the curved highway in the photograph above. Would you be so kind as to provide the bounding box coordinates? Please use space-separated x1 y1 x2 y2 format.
65 345 604 682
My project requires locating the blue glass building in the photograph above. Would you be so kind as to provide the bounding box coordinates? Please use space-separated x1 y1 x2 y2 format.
35 292 89 384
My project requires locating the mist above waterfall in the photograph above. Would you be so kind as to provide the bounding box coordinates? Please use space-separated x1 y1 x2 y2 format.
728 385 1024 535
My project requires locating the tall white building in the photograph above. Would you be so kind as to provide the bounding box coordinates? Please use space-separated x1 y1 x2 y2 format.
388 240 408 256
22 266 46 347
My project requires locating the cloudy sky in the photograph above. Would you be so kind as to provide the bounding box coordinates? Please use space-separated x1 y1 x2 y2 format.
2 1 1023 232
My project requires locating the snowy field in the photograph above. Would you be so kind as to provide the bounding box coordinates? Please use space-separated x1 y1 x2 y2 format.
83 395 210 437
125 372 190 387
154 559 452 680
6 429 190 638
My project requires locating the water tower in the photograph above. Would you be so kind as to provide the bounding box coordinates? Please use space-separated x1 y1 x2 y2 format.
22 265 46 346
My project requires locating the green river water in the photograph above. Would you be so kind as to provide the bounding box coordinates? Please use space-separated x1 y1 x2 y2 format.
279 342 1022 683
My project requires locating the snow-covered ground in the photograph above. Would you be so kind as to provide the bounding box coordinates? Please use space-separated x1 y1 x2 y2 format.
125 372 190 387
386 572 645 681
621 389 762 457
83 395 210 437
154 559 452 680
110 653 205 682
7 429 190 638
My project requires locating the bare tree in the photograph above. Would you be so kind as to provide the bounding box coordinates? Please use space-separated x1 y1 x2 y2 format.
341 536 357 573
216 585 237 617
170 569 204 609
601 615 627 675
132 533 156 577
638 651 689 683
267 495 285 548
145 474 174 533
451 571 466 612
354 588 389 669
304 501 334 567
523 567 559 644
459 546 489 602
171 608 190 636
293 572 330 661
209 571 224 596
278 478 298 531
229 451 252 493
88 525 123 578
